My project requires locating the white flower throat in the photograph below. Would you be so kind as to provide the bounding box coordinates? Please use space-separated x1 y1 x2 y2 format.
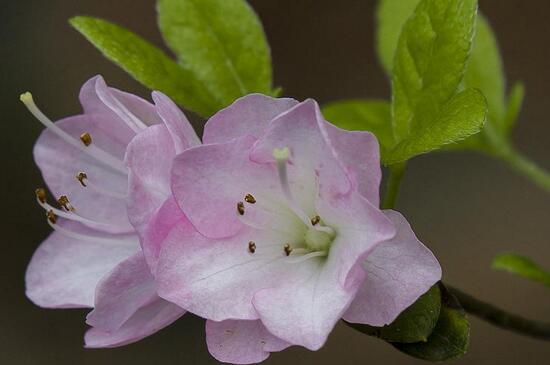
237 147 336 263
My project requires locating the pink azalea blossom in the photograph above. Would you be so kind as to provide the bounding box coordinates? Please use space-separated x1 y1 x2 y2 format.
143 94 442 363
22 76 195 347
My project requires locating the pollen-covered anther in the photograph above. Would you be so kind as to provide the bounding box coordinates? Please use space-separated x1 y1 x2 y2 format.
244 194 256 204
237 201 245 215
46 209 57 224
283 243 292 256
35 188 47 203
248 241 256 254
80 132 92 146
311 215 321 226
57 195 75 211
76 172 87 187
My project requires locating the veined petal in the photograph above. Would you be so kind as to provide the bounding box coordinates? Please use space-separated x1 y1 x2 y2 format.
84 298 185 348
25 224 138 308
125 124 175 236
343 210 442 326
171 136 278 239
203 94 298 144
156 214 305 322
86 252 158 333
206 319 290 364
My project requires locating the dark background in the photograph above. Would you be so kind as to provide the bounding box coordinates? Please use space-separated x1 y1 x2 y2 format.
1 0 549 364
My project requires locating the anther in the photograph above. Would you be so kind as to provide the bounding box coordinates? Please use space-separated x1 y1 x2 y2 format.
248 241 256 254
35 188 47 203
46 209 57 224
244 194 256 204
311 215 321 226
80 132 92 146
57 195 75 211
283 243 292 256
76 172 87 187
237 201 245 215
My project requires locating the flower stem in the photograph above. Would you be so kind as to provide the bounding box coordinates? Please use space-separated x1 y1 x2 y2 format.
381 162 407 209
447 285 550 341
497 147 550 194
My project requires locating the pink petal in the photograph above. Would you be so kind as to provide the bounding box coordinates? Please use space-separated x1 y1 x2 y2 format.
140 196 184 273
86 252 157 332
250 99 352 199
171 136 276 239
156 215 307 321
125 124 175 237
324 123 382 206
343 210 442 326
206 319 290 364
252 188 394 350
34 114 132 233
25 223 139 308
152 91 201 153
203 94 298 144
84 298 185 348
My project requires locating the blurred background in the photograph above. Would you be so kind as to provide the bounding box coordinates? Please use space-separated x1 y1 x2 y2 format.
1 0 549 364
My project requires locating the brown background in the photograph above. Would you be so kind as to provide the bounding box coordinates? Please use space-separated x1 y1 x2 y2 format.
1 0 549 364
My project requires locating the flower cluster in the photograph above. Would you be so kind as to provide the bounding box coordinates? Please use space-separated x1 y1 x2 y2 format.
23 76 441 363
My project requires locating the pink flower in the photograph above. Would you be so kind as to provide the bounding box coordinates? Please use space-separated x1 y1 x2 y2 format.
22 76 197 347
146 95 442 363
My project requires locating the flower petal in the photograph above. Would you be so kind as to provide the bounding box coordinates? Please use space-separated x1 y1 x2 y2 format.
250 99 353 199
343 210 442 326
86 252 157 332
84 298 185 348
25 224 138 308
34 114 132 233
152 91 201 153
171 136 277 239
156 209 307 321
203 94 298 144
125 124 175 237
323 123 382 206
206 319 290 364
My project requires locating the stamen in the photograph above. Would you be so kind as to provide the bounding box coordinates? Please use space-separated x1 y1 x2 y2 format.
35 188 47 203
244 194 256 204
46 218 135 244
20 92 127 174
80 132 92 146
283 243 292 256
75 171 127 199
237 202 245 215
76 172 87 187
311 215 320 226
273 147 313 227
57 195 75 211
248 241 256 254
46 210 57 224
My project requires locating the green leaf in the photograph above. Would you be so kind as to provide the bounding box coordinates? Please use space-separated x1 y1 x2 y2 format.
348 284 441 343
464 14 506 127
385 88 487 164
503 82 525 135
376 0 420 75
69 16 217 117
322 100 394 154
391 0 478 143
395 284 470 361
157 0 273 109
492 252 550 287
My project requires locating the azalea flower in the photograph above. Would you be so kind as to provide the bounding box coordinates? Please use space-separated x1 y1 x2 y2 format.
144 95 442 363
21 75 197 347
